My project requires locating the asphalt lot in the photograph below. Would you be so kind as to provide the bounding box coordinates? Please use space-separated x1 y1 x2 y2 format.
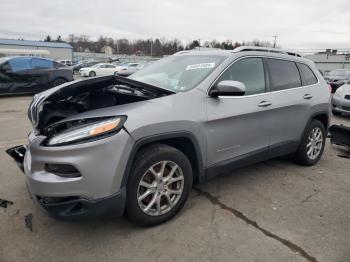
0 96 350 262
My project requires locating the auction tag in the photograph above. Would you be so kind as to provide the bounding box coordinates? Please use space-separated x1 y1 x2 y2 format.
186 63 215 70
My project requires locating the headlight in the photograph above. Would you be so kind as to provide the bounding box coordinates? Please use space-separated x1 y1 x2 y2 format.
47 116 126 146
334 86 344 97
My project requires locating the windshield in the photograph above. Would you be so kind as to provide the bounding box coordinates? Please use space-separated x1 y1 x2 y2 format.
0 57 11 65
329 70 350 76
129 55 226 92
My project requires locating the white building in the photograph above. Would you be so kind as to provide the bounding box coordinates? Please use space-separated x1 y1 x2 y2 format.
0 38 73 61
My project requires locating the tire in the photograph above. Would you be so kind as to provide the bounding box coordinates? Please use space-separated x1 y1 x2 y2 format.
126 143 193 227
294 120 326 166
73 69 79 75
52 78 67 87
89 71 96 77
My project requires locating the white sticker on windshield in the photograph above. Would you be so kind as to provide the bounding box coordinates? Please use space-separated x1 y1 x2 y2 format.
186 63 215 71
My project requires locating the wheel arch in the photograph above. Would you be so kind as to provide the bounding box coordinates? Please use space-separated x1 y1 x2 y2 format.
121 132 205 188
311 112 329 130
52 77 68 87
299 110 330 142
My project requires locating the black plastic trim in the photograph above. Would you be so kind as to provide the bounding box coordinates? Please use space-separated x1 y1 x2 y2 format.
34 188 126 221
206 147 269 180
121 131 205 187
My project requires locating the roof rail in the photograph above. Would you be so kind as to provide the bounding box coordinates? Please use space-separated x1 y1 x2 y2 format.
232 46 302 57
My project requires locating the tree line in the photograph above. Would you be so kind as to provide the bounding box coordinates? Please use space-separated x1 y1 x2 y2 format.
44 34 275 57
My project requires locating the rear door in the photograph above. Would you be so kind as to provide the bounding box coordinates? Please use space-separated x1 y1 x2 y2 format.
98 64 108 75
30 58 55 92
206 57 273 170
264 58 314 157
106 64 116 74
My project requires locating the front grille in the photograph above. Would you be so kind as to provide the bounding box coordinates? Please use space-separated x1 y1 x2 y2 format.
345 95 350 100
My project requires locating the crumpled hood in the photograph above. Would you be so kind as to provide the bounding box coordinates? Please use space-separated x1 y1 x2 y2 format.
28 75 174 131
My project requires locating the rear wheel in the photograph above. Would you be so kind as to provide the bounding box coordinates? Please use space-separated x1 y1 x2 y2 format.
126 144 193 227
294 120 326 166
89 71 96 77
52 78 67 87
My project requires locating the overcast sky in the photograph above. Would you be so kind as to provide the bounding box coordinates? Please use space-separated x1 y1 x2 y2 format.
1 0 350 50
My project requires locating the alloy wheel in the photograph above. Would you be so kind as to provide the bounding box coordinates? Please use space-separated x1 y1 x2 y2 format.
137 161 184 216
306 127 323 160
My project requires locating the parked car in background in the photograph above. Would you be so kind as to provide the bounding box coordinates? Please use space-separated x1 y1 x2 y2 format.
79 63 118 77
332 80 350 115
57 60 74 66
7 47 330 226
71 61 99 74
324 69 350 93
115 62 149 77
0 56 73 95
114 63 140 73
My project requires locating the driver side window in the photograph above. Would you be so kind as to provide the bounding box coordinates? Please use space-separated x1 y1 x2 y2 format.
217 58 266 96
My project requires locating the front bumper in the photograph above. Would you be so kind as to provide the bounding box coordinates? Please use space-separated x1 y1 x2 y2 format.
7 129 134 220
332 95 350 114
329 125 350 150
29 185 126 220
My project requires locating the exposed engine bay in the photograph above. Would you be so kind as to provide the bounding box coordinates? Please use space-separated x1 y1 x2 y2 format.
28 75 174 134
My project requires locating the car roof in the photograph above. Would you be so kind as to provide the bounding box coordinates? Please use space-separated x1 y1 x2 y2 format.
173 46 314 66
0 56 52 64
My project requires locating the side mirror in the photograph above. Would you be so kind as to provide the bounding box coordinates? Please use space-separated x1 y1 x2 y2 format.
209 80 246 97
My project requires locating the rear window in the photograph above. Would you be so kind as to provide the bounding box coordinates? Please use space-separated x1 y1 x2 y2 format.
297 63 318 86
267 59 301 91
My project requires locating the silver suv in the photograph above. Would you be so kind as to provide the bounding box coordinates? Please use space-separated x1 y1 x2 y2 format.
7 47 331 226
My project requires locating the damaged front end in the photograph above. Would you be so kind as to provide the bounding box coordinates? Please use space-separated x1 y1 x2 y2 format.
7 75 174 171
6 145 27 172
28 75 174 133
329 124 350 150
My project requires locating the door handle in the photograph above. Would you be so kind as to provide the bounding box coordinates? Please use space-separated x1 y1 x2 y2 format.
258 101 272 107
303 94 313 100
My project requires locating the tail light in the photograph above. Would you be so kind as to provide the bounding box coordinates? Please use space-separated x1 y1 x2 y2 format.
327 84 332 93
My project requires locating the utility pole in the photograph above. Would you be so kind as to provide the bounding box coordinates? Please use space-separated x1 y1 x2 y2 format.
272 35 278 48
150 39 153 57
198 39 201 51
116 40 119 55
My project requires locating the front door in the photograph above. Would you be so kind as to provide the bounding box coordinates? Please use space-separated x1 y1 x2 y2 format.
206 57 273 174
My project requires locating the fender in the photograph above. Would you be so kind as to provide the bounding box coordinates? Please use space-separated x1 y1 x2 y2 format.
120 131 205 187
299 110 330 142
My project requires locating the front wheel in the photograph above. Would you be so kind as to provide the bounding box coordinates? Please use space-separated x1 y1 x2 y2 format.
89 71 96 77
126 144 193 227
294 120 326 166
52 78 67 87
